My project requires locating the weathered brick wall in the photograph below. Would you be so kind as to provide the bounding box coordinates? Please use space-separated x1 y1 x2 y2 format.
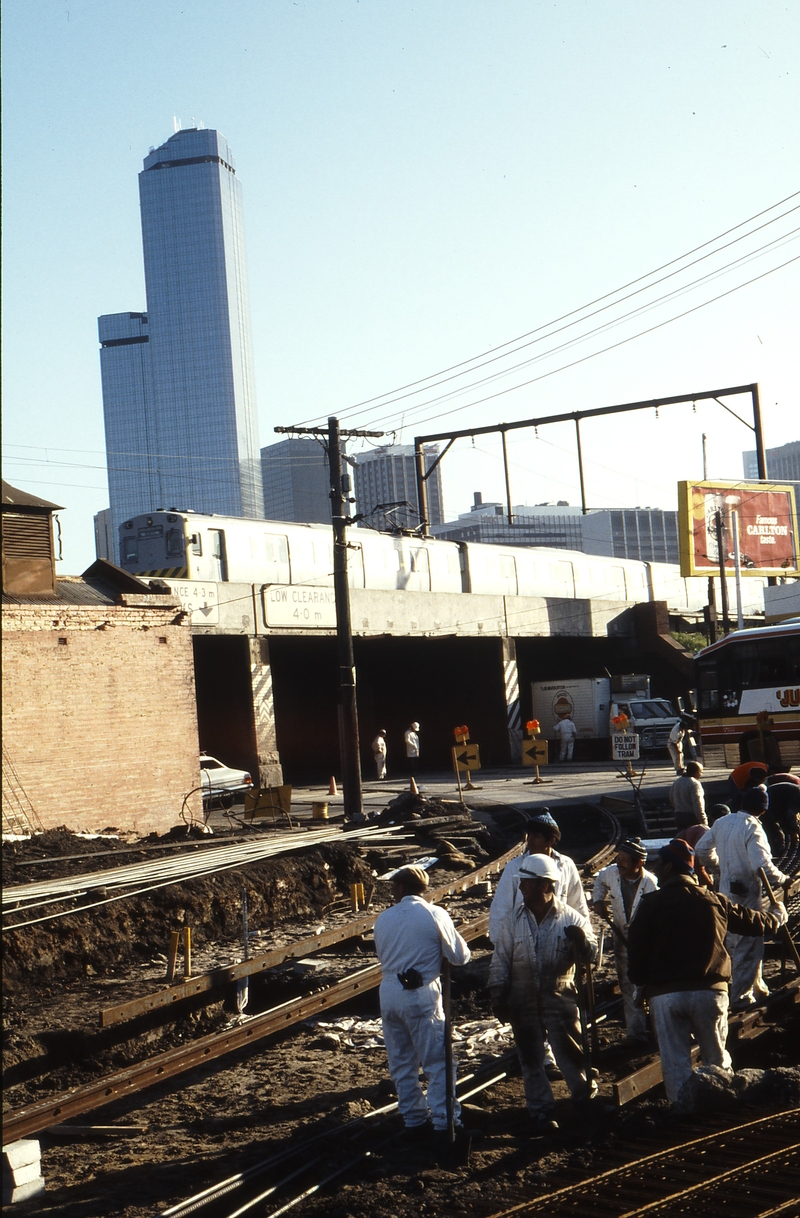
2 604 202 835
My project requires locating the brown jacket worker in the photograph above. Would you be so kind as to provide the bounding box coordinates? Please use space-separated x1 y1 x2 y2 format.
626 840 786 1105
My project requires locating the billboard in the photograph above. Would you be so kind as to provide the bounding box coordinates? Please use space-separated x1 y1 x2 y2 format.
678 480 799 577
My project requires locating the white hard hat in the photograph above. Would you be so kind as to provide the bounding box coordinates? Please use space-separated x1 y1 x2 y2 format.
518 855 560 883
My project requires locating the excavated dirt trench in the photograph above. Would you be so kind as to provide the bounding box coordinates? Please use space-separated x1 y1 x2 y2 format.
5 809 798 1218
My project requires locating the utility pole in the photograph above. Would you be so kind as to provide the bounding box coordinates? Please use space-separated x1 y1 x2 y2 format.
702 432 717 643
715 510 731 635
275 418 383 820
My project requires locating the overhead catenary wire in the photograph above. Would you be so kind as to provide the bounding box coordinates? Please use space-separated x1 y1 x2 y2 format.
293 188 800 428
369 252 800 436
324 205 800 428
361 228 800 431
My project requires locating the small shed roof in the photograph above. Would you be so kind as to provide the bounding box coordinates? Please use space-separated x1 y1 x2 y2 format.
1 480 63 511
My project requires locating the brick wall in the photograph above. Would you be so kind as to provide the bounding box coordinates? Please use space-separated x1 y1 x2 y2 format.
2 604 202 835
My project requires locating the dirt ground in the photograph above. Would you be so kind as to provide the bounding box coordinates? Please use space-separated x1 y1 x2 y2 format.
3 818 799 1217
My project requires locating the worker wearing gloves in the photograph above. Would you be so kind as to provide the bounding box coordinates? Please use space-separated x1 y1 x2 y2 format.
669 760 707 829
373 865 470 1139
592 838 658 1044
695 786 788 1009
489 810 589 945
627 840 786 1105
371 729 388 780
553 714 578 762
488 854 598 1133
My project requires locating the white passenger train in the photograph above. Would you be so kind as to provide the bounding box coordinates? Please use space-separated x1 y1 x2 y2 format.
117 510 765 615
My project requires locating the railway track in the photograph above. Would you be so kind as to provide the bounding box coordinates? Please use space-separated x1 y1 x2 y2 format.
486 1109 800 1217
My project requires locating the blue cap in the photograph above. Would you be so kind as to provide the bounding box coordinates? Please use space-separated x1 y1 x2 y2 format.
526 810 559 830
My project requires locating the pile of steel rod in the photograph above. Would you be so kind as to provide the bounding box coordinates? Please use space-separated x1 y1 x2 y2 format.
2 822 416 930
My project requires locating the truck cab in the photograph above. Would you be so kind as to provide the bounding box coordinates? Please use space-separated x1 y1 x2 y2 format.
611 697 681 751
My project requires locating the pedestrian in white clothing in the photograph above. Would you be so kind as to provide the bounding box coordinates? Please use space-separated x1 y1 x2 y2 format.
695 786 787 1009
373 865 470 1138
667 721 687 774
489 810 589 945
488 854 598 1133
553 715 578 762
592 839 658 1043
372 730 388 780
404 722 420 779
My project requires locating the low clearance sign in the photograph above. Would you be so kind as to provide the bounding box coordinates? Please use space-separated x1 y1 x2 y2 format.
678 480 799 577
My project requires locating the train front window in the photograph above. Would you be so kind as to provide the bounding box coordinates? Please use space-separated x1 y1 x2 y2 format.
165 528 184 558
121 536 138 564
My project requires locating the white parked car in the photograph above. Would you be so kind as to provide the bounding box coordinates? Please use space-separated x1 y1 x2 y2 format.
200 753 254 807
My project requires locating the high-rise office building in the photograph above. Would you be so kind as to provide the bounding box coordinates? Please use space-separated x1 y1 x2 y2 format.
743 441 800 506
261 438 331 523
99 128 262 557
352 445 444 532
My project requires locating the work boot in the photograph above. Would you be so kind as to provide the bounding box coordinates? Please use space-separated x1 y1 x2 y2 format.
529 1112 559 1136
402 1120 433 1142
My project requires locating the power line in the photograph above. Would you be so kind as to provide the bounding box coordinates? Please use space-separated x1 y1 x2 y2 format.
328 203 800 426
363 230 800 430
371 252 800 434
293 188 800 426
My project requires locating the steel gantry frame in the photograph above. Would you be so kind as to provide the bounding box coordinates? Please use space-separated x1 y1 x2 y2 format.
413 382 768 531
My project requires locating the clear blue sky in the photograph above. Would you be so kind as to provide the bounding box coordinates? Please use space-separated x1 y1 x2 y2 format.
2 0 799 571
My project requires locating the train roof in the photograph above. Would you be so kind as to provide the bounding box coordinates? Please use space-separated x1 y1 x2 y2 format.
696 619 800 658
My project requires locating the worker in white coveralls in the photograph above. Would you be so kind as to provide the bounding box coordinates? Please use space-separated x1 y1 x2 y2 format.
627 839 785 1105
489 809 590 1077
371 729 388 780
489 811 589 944
488 854 598 1133
404 722 421 778
695 786 787 1010
373 865 470 1139
667 720 687 774
553 714 578 762
592 838 658 1044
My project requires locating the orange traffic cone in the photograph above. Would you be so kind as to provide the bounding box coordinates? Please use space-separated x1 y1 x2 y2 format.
328 776 338 796
409 777 420 796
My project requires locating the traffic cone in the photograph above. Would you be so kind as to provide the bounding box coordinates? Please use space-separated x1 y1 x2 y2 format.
409 777 420 796
328 776 338 796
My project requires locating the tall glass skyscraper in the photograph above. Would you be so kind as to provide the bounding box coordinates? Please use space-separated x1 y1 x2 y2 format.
99 129 262 554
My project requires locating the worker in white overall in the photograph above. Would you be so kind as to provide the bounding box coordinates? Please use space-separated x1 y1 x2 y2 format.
553 715 578 762
695 787 787 1009
374 865 470 1139
372 730 388 780
592 838 658 1044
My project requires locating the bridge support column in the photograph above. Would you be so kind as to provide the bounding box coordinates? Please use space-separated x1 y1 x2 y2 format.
249 637 283 787
502 638 522 761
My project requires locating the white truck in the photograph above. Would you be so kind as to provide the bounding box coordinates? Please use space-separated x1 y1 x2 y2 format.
530 675 682 754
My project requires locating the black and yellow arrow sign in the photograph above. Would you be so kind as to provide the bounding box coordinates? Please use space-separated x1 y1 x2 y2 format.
522 739 548 766
452 743 481 772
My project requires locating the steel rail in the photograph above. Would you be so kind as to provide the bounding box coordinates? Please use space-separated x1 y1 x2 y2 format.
100 841 523 1027
485 1109 800 1217
247 1066 514 1218
2 912 491 1144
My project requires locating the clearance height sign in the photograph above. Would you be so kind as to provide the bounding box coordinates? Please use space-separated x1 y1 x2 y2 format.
678 480 799 577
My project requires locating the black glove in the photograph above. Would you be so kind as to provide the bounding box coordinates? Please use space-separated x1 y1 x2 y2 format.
565 924 593 962
489 988 510 1021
